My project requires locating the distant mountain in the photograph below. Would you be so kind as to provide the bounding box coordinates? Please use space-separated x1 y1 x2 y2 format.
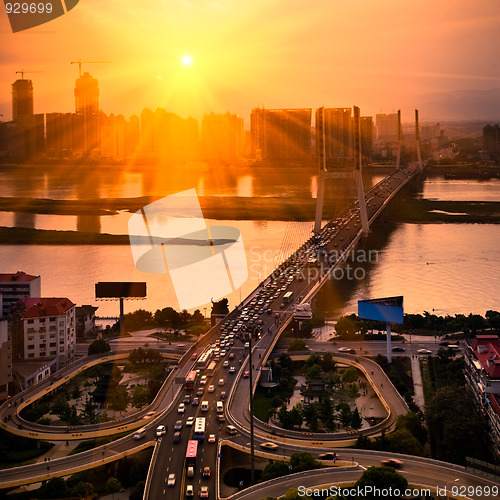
416 88 500 122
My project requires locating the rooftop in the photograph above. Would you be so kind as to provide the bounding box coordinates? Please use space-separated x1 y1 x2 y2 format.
19 297 75 318
471 335 500 379
0 271 39 283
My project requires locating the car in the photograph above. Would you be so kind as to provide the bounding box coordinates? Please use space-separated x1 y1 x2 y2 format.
200 375 208 385
208 434 216 443
196 388 204 397
174 420 183 430
186 484 194 497
187 466 195 478
144 411 156 419
229 366 236 374
191 353 198 360
274 313 280 318
220 391 227 400
223 360 230 368
417 349 432 355
244 342 250 349
338 347 355 354
202 467 211 478
192 397 199 406
220 349 227 357
183 394 191 404
186 416 195 426
242 371 249 378
226 425 238 435
156 425 166 437
167 473 176 486
208 384 215 393
229 353 235 359
318 452 338 460
217 413 226 422
200 485 209 498
392 346 405 352
259 442 279 449
178 403 186 413
173 431 181 443
381 458 404 469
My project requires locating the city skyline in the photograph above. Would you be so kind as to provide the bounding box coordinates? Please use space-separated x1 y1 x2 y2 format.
2 1 500 122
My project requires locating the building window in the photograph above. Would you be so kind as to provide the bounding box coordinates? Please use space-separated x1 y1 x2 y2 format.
59 339 64 344
27 328 35 333
27 344 34 350
39 318 45 323
49 326 56 331
50 342 56 347
59 347 64 353
28 353 34 358
27 319 34 324
49 317 56 322
39 327 46 333
39 344 46 349
50 351 56 355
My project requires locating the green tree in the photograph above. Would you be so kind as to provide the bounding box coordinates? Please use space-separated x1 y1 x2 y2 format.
342 367 359 384
335 315 359 338
129 481 146 500
70 481 94 497
337 403 352 429
302 402 319 432
108 385 129 414
51 394 69 418
37 477 70 499
191 309 205 325
131 385 151 408
288 339 307 351
289 451 321 473
71 385 82 400
82 396 99 424
350 407 363 430
319 398 336 431
305 353 322 368
322 352 337 372
386 427 425 456
105 477 122 499
355 466 408 499
260 460 290 481
395 411 427 445
305 363 322 381
88 338 111 355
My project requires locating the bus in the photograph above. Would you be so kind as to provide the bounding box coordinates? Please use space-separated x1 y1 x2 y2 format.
283 291 294 303
185 440 198 468
185 370 199 390
206 360 217 376
196 349 213 370
194 417 206 441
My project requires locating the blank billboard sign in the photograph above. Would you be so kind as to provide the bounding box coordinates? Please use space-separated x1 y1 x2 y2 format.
358 296 404 324
95 282 147 299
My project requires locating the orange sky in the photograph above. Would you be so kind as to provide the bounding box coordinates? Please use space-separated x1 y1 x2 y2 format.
1 0 500 123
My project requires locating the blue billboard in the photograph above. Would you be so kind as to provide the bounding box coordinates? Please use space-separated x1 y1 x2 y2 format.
358 296 404 324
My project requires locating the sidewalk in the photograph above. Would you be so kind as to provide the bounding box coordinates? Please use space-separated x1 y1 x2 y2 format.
410 355 425 410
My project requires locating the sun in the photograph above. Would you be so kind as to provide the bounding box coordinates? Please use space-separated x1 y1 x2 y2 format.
181 54 193 66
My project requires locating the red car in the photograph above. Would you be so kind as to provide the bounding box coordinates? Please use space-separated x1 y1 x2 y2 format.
242 371 249 378
202 466 211 478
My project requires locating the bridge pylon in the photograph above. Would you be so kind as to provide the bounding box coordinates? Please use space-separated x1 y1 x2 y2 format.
314 106 369 235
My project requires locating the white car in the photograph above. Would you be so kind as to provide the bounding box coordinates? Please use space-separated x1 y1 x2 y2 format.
208 385 215 393
417 349 432 355
186 416 195 426
218 378 224 386
208 434 216 443
260 442 279 449
178 403 186 413
167 473 176 486
156 425 166 437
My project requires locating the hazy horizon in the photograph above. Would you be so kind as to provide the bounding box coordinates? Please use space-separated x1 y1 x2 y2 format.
2 1 500 123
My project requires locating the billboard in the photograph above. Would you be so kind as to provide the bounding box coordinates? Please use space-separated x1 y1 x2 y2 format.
95 282 147 299
358 296 404 324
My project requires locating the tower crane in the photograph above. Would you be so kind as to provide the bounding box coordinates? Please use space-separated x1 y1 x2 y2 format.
70 59 110 77
15 70 43 79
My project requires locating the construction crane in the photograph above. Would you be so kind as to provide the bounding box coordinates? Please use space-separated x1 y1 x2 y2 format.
15 70 43 79
71 59 110 77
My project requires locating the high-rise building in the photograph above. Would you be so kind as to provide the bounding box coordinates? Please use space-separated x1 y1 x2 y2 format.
0 320 12 400
360 116 374 160
315 108 353 168
74 72 100 153
101 114 125 160
12 297 76 366
483 124 500 155
201 112 243 164
376 113 399 142
0 271 41 319
251 108 312 164
12 79 33 120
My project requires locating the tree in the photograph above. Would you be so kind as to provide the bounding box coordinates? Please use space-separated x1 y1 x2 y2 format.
105 477 122 499
260 460 290 482
131 385 151 408
335 315 359 338
355 466 408 499
288 339 307 351
302 402 319 432
129 481 146 500
342 367 359 384
337 402 352 429
322 352 337 372
71 385 82 400
395 411 427 445
319 398 336 431
82 396 99 424
37 477 69 499
289 451 321 473
70 481 94 497
88 338 111 355
350 407 363 430
305 353 322 368
108 385 129 413
305 363 322 381
191 309 205 325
